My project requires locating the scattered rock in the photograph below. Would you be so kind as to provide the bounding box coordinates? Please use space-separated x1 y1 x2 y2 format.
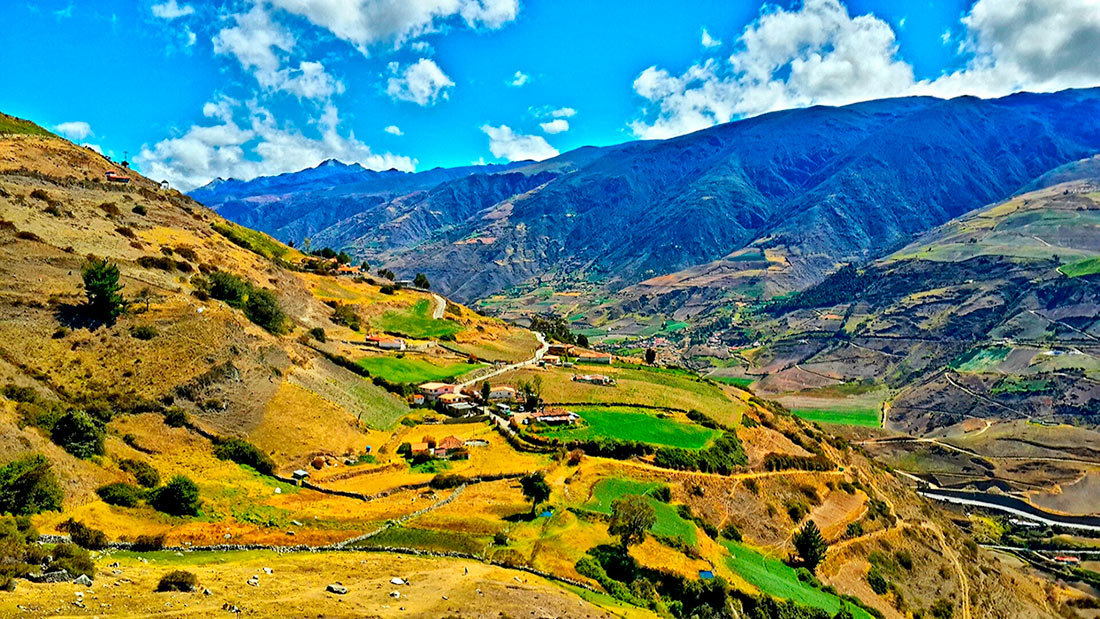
246 576 259 587
222 602 240 613
274 487 281 494
390 577 405 585
286 530 295 536
262 567 273 575
203 588 212 596
389 590 400 599
326 583 348 595
73 574 93 587
291 520 303 527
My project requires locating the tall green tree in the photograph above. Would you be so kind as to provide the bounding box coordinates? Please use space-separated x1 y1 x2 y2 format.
645 348 656 364
792 519 828 572
608 494 656 549
51 410 105 459
150 475 201 517
413 273 430 289
81 258 126 322
481 382 492 401
519 471 551 514
0 454 63 515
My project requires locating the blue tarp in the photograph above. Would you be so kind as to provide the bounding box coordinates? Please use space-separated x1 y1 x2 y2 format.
699 570 715 580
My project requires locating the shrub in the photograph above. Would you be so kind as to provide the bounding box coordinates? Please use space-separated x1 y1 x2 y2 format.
650 485 671 502
131 533 166 552
329 303 361 331
429 473 466 489
566 449 584 466
163 407 188 428
50 543 95 579
309 327 326 342
51 410 105 459
206 271 249 304
493 531 510 546
212 438 275 475
119 459 160 488
157 570 199 592
380 285 396 295
867 567 888 595
131 325 157 340
58 519 108 550
96 482 144 507
131 204 147 216
150 476 200 517
721 523 742 542
244 288 286 333
0 454 63 515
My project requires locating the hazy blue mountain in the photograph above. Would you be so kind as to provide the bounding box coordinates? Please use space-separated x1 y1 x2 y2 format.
191 89 1100 303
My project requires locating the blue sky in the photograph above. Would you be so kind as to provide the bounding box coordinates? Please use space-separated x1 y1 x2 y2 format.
2 0 1098 190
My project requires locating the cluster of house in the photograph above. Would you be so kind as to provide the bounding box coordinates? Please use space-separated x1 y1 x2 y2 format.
414 381 514 415
365 334 406 350
573 374 615 386
409 435 472 459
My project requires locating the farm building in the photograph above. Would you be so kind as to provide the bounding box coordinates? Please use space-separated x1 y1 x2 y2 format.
574 374 615 386
438 392 469 405
335 265 360 276
410 442 433 456
420 382 457 400
408 393 426 406
487 385 517 401
548 344 576 356
541 355 561 366
1052 555 1081 565
532 407 579 425
435 436 464 457
577 351 612 364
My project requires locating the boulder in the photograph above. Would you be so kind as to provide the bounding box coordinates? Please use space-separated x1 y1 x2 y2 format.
73 574 93 587
326 583 348 595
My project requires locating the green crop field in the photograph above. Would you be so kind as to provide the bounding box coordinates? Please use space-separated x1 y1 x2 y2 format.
710 376 754 388
584 478 696 545
375 299 465 339
1061 257 1100 278
790 408 880 427
541 406 719 449
357 355 483 384
723 541 874 619
211 221 299 261
951 346 1011 372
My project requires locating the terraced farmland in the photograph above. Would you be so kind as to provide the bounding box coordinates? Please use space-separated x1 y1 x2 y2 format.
541 406 720 448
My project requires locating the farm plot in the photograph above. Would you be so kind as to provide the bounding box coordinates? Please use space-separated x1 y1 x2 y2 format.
583 478 697 546
375 299 464 339
357 355 483 384
540 406 720 449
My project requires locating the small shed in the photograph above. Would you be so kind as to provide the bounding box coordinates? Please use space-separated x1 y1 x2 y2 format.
291 469 310 486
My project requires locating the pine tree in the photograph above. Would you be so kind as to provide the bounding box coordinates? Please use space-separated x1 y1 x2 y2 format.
793 519 828 572
81 258 126 322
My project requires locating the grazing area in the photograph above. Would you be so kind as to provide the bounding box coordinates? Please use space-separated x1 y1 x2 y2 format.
374 298 464 339
541 406 720 449
356 354 482 384
788 408 881 428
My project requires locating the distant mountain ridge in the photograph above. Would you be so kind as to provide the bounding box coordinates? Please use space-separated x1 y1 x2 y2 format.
191 89 1100 305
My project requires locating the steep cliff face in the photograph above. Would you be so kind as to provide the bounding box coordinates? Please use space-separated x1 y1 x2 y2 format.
194 89 1100 305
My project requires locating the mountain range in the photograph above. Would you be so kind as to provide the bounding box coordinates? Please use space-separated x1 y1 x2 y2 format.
192 89 1100 308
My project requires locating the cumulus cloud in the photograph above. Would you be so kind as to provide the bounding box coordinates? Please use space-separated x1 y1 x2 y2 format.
53 121 93 141
509 70 529 87
384 125 403 135
481 124 558 162
213 5 343 100
386 58 454 105
550 107 575 118
701 28 721 48
266 0 518 53
630 0 1100 140
136 99 414 190
539 119 569 134
151 0 194 20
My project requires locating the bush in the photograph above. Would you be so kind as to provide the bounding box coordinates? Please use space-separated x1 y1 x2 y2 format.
50 543 94 579
163 407 188 428
650 485 671 502
493 531 509 546
867 567 888 595
157 570 199 592
244 288 286 333
380 285 396 295
51 410 105 459
309 327 326 342
96 482 144 507
653 430 746 474
212 438 275 475
119 459 160 488
0 454 63 515
429 473 466 489
131 325 157 340
132 204 147 216
131 533 166 552
150 476 200 517
206 271 249 304
58 519 108 550
721 523 742 542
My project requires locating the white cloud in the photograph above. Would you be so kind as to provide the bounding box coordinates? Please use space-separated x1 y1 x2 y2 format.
266 0 518 53
509 70 529 87
386 58 454 105
151 0 194 20
630 0 1100 140
384 125 403 135
480 124 558 162
53 121 93 141
940 28 951 45
539 119 569 134
184 26 197 47
136 99 415 190
213 5 343 100
550 107 575 118
701 28 721 48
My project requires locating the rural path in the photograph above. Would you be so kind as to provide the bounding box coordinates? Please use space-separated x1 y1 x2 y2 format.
456 331 549 390
431 293 446 319
857 435 1100 466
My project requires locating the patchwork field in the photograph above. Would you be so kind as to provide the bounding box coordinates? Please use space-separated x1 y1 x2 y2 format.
541 406 720 448
356 354 483 384
375 298 464 339
583 478 697 545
